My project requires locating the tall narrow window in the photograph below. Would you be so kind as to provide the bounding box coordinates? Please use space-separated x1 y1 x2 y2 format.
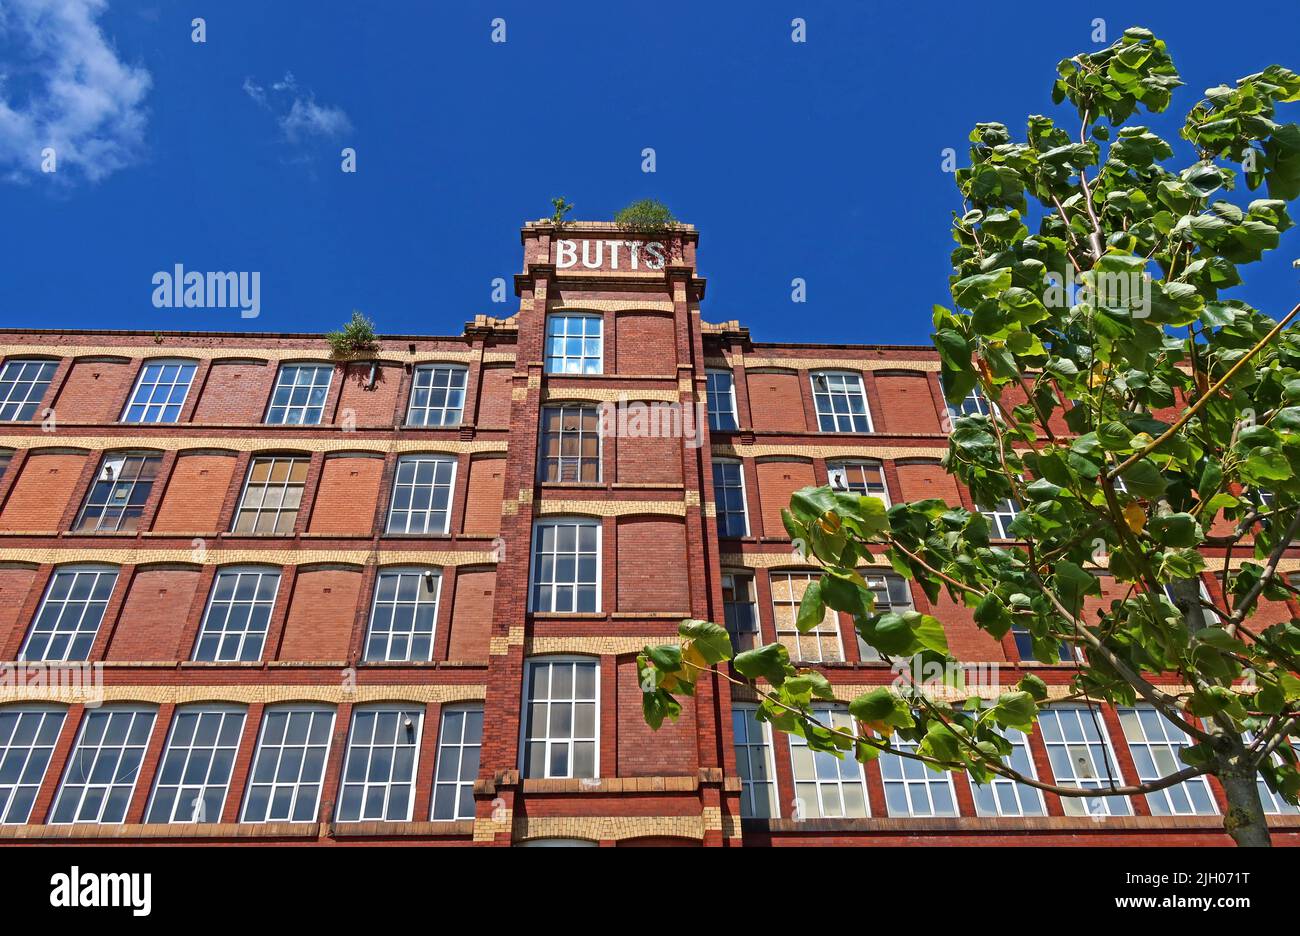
969 722 1047 817
121 359 197 424
1118 705 1217 816
241 705 335 823
73 452 162 533
0 359 56 421
431 704 483 821
810 371 871 433
386 454 456 534
771 571 842 663
545 314 603 374
145 705 246 823
406 364 468 427
733 704 777 818
539 404 601 482
857 573 912 662
947 383 992 420
522 658 598 779
232 456 309 534
0 706 66 824
705 369 738 431
191 567 281 662
363 568 440 662
50 706 156 824
789 705 869 817
19 566 118 663
980 498 1020 539
530 519 600 613
265 363 333 425
722 572 760 652
880 733 960 817
828 460 889 504
336 707 423 822
1037 706 1131 816
712 460 749 537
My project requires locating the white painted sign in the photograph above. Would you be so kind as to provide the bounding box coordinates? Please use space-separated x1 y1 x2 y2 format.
554 238 666 271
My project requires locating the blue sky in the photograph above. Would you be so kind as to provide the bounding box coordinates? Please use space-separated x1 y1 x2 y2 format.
1 1 1297 345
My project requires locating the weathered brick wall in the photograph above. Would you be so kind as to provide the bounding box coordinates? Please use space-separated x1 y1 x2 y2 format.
52 359 136 424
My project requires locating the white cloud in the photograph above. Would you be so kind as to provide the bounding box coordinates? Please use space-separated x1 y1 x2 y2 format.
243 71 351 144
0 0 151 184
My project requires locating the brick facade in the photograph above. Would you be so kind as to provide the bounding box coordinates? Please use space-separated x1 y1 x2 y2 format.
0 220 1295 847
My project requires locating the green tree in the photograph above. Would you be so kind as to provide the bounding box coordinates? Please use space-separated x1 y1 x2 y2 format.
639 28 1300 846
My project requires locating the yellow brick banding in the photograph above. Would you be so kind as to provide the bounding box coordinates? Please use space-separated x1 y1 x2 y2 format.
0 547 498 567
711 443 949 460
526 636 669 656
0 435 508 455
540 387 681 403
710 355 939 374
535 499 687 518
0 344 514 366
512 815 707 843
0 684 486 705
548 298 675 310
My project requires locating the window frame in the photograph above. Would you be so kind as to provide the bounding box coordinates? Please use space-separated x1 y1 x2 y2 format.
732 703 779 819
967 720 1048 818
712 458 750 538
239 704 336 824
788 705 870 818
1117 705 1219 816
120 358 198 424
190 565 282 663
144 703 247 824
405 363 469 428
856 572 913 662
705 369 739 431
231 454 310 535
264 362 334 426
0 358 57 422
979 498 1021 540
809 370 872 434
431 703 484 821
538 402 603 483
520 656 600 780
544 313 604 375
721 571 761 653
770 570 842 663
1037 705 1132 816
385 453 458 535
49 705 157 825
18 564 119 663
0 704 67 824
880 732 961 817
827 459 890 507
72 450 163 534
528 518 602 614
362 567 442 663
335 704 425 823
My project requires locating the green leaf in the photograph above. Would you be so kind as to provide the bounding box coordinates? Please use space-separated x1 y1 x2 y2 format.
1120 459 1167 498
678 619 732 664
734 642 792 688
795 579 827 633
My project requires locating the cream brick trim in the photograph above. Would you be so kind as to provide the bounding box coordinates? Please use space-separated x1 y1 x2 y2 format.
526 636 668 656
0 547 498 567
711 443 949 460
0 344 515 366
489 626 526 656
513 815 706 843
712 355 939 374
0 684 486 706
719 553 813 569
535 500 686 518
540 387 681 403
683 490 700 506
548 299 675 311
0 435 508 455
473 809 512 843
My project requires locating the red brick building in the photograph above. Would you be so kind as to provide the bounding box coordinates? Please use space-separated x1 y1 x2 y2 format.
0 220 1294 847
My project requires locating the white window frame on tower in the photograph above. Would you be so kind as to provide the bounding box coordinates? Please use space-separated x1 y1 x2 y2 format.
705 369 739 431
810 370 872 433
545 313 603 375
240 704 336 824
788 705 870 818
538 403 602 483
431 703 484 821
770 570 842 663
0 359 57 421
712 459 750 537
529 518 601 613
520 657 600 780
721 571 761 653
732 703 778 819
1118 705 1218 816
